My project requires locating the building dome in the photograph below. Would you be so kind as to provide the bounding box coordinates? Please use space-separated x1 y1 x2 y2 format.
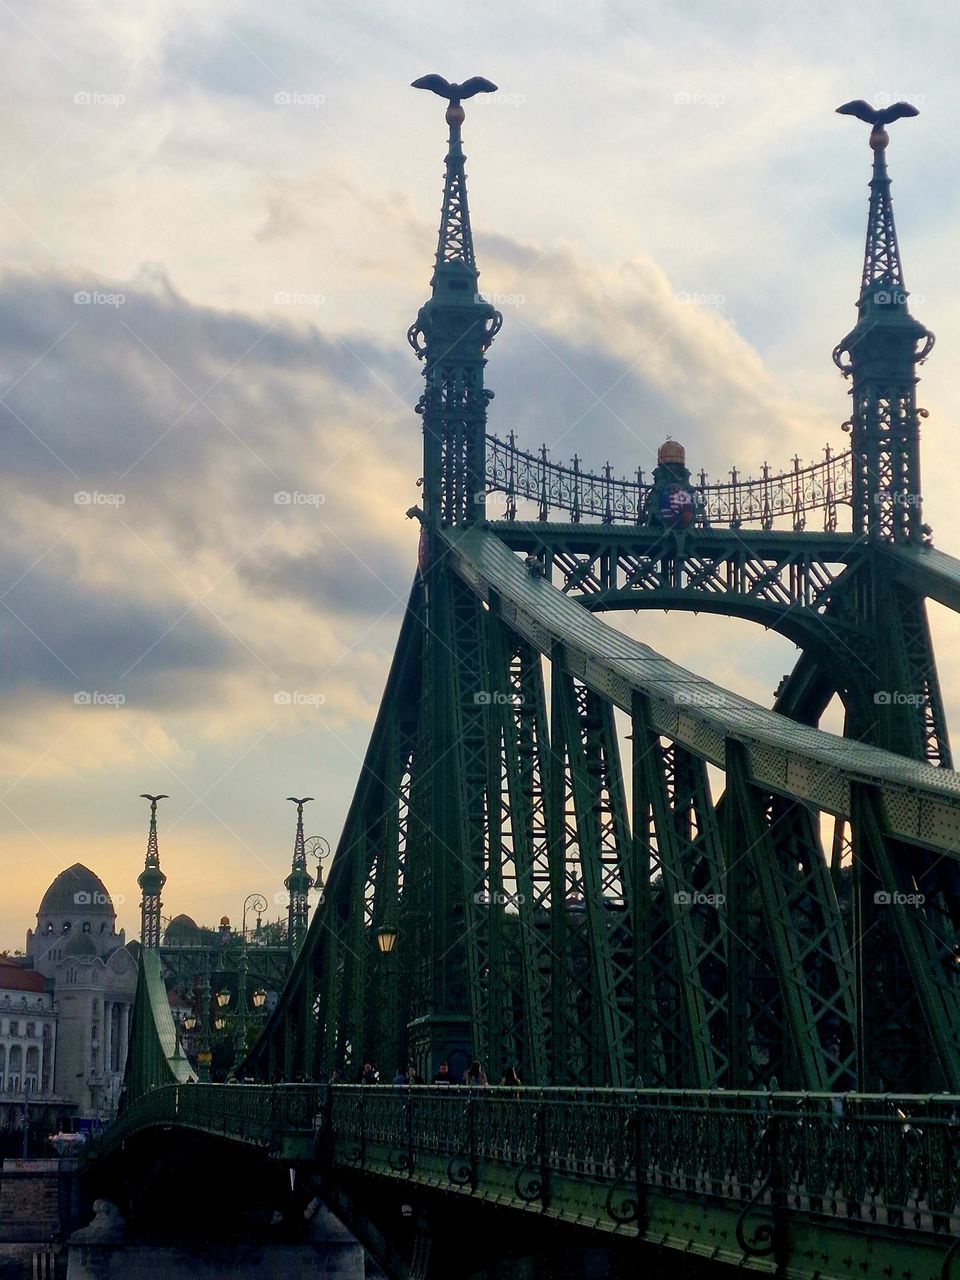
38 864 116 917
164 914 200 945
657 439 686 466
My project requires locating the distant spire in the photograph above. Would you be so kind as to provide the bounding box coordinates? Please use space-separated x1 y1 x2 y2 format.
411 75 497 288
408 76 503 526
138 794 168 950
285 797 314 952
833 100 934 543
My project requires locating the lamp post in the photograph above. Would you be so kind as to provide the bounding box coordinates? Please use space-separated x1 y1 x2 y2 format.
198 960 212 1082
304 836 331 895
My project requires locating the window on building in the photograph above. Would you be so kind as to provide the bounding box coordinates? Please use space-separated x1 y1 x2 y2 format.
9 1022 17 1036
82 922 91 934
25 1023 34 1038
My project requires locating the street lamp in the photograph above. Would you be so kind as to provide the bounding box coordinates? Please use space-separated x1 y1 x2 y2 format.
375 925 398 954
216 990 231 1008
252 988 267 1008
304 835 331 890
183 1013 197 1032
214 1016 226 1031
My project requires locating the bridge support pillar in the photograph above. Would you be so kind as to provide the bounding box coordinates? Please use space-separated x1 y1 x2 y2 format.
406 1013 473 1083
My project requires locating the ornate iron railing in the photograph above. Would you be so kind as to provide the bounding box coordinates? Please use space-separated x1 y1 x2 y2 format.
485 432 852 531
99 1084 960 1242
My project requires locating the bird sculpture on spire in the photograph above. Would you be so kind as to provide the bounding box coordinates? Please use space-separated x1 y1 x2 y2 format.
836 99 919 149
411 75 498 105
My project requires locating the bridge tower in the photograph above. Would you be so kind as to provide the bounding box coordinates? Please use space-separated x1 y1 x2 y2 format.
408 75 502 530
833 101 934 544
137 793 168 950
285 797 315 952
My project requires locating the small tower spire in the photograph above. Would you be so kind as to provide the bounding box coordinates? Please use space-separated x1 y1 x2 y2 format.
408 75 503 527
285 797 314 952
833 100 934 542
138 793 168 949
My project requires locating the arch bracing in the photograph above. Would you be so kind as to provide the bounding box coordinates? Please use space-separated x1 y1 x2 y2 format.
241 526 960 1097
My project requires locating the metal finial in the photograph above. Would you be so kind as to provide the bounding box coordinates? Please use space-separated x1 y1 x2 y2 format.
287 796 314 815
140 792 169 815
411 74 498 125
836 99 919 150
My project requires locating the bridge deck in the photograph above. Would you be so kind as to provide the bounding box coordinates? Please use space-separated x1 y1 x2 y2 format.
442 525 960 853
100 1084 960 1279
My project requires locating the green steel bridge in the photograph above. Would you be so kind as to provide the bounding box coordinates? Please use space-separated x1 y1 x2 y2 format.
94 88 960 1279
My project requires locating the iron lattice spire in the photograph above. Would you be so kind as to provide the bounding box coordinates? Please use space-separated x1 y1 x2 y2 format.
138 793 168 949
285 797 314 952
833 100 933 543
408 75 502 527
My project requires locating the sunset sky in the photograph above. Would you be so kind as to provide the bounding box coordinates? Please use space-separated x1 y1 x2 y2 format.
3 0 960 950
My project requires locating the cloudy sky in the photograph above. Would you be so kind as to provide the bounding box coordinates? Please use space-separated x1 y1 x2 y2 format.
2 0 960 950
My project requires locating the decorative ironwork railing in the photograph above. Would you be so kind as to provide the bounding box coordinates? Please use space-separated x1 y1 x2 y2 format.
485 432 852 531
100 1084 960 1243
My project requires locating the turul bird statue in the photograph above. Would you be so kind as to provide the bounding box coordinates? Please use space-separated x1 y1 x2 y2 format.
411 75 498 105
836 99 918 147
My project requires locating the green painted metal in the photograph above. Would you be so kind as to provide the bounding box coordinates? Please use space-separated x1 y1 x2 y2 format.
122 949 195 1104
101 1082 960 1280
106 98 960 1280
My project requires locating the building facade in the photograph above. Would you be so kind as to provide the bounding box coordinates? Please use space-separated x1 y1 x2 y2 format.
24 864 137 1122
0 963 59 1131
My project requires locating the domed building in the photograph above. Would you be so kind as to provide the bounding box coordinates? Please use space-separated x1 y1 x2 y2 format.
21 863 138 1123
